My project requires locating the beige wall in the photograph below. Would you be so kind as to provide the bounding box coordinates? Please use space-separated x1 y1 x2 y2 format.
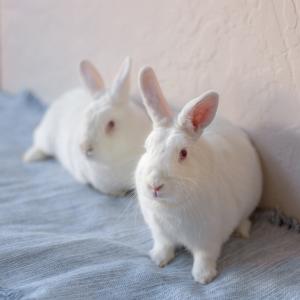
2 0 300 219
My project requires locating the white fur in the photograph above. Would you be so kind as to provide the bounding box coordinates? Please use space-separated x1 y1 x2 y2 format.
135 67 262 284
24 58 151 196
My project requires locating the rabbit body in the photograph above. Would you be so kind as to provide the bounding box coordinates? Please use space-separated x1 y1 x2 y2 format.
24 58 151 195
135 67 262 284
30 88 91 183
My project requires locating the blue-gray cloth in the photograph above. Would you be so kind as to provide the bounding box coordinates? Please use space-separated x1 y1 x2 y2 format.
0 91 300 300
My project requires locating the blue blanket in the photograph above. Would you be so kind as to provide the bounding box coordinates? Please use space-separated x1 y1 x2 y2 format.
0 91 300 300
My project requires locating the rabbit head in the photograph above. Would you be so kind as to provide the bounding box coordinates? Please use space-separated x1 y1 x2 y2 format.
79 57 148 166
136 66 219 203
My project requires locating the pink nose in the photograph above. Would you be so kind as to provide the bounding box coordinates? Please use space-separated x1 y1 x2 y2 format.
154 184 164 191
151 184 164 197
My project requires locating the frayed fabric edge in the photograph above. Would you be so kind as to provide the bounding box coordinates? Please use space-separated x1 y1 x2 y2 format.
253 208 300 233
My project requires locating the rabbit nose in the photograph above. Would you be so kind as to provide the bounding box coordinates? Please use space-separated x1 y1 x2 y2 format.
153 184 164 191
149 184 164 198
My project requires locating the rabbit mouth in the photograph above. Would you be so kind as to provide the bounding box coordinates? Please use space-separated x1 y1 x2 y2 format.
145 189 164 200
150 191 172 203
153 190 163 198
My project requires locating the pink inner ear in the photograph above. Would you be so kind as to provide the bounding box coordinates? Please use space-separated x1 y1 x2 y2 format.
191 99 216 131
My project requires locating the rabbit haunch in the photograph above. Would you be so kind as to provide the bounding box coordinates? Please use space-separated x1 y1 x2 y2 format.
24 57 151 196
135 66 262 284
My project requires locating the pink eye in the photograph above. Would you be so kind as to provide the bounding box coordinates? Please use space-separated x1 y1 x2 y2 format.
106 120 115 134
108 120 115 129
179 148 188 161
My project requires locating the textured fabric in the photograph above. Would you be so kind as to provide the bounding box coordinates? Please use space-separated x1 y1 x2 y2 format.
0 91 300 300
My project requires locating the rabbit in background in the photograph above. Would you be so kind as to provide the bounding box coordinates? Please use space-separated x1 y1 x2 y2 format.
24 57 151 196
135 66 262 284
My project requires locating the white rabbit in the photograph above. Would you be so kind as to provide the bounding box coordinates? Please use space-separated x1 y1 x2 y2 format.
23 57 151 196
135 67 262 284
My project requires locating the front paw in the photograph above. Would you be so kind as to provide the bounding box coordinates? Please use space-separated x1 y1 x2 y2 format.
192 261 217 284
149 246 175 267
192 267 217 284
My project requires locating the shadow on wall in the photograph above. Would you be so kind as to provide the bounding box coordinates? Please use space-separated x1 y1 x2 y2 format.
254 124 300 214
228 87 300 220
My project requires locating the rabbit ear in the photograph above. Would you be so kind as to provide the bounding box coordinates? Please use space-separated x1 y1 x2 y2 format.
177 91 219 137
80 60 105 98
110 56 131 104
139 66 172 126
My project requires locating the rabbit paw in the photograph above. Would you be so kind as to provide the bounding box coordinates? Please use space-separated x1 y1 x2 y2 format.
192 251 218 284
235 218 251 239
192 265 217 284
150 246 175 267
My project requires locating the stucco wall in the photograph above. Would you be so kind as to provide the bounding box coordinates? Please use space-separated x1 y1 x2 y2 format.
2 0 300 218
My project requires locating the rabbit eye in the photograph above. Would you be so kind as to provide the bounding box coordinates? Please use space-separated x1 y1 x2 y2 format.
106 120 115 134
179 148 188 161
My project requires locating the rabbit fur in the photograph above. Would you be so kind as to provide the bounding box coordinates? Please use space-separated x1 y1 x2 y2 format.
24 58 151 196
135 66 262 284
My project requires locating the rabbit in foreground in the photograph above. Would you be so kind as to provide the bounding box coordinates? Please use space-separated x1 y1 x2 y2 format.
135 67 262 284
24 57 151 196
